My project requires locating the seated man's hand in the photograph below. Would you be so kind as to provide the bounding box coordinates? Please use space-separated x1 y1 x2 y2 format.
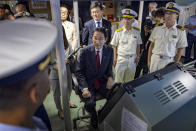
65 58 70 64
147 61 151 70
189 25 196 29
106 77 114 89
82 89 91 98
53 64 58 70
113 57 117 67
135 56 139 65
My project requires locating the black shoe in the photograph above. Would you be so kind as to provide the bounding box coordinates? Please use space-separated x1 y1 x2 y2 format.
90 113 98 129
89 125 99 131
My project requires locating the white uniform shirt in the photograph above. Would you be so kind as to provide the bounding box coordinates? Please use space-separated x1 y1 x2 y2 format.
62 21 79 51
111 26 142 56
149 23 188 57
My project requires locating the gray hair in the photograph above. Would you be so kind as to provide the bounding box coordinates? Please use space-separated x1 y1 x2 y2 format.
149 2 158 8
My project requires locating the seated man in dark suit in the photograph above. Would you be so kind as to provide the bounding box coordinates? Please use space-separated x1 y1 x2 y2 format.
82 2 112 45
77 27 114 129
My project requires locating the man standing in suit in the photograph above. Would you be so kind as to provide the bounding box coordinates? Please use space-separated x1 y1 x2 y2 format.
77 27 113 129
82 2 112 46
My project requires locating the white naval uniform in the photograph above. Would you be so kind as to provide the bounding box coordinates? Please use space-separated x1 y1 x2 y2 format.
111 27 142 83
62 21 79 51
149 23 188 73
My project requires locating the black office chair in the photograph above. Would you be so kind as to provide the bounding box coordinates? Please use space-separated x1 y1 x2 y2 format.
72 74 120 129
72 74 106 129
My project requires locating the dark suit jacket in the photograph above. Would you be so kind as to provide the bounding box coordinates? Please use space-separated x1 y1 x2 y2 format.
76 44 113 91
82 19 112 45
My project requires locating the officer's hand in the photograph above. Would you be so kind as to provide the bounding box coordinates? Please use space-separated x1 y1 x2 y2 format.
140 49 144 54
106 77 114 89
53 64 58 70
113 58 117 67
147 61 151 70
82 45 86 48
135 57 139 65
144 25 147 31
82 89 91 98
190 25 196 29
148 29 153 33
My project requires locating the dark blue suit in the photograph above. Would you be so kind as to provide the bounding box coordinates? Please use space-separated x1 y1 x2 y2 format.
82 19 112 45
76 44 113 124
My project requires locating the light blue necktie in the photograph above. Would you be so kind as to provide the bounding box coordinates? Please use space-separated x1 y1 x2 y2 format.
97 21 101 28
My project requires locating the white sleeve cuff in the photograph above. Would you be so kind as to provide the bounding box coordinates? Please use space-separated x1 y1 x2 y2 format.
82 88 88 92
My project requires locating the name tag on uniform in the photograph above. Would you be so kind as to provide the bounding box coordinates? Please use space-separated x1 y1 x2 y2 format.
172 35 177 38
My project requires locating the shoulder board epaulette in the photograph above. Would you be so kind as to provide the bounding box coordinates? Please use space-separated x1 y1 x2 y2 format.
116 28 123 32
176 25 185 31
132 26 140 31
155 23 164 27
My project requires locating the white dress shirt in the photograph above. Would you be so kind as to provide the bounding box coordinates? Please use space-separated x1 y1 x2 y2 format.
94 19 103 28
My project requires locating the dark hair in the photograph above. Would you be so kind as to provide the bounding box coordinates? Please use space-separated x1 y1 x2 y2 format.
3 4 14 15
16 2 27 12
2 12 13 20
155 7 166 18
0 4 4 9
124 5 131 10
62 26 69 50
91 2 104 10
3 4 11 11
151 10 156 17
92 27 107 39
60 4 70 15
16 2 26 6
60 3 69 10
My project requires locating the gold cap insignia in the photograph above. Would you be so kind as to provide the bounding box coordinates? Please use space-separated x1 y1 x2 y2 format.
125 10 130 15
168 3 174 9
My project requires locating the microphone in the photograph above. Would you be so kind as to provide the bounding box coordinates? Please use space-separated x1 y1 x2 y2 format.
67 46 81 59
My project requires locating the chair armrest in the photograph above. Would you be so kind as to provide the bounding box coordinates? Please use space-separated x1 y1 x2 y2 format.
72 73 80 95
